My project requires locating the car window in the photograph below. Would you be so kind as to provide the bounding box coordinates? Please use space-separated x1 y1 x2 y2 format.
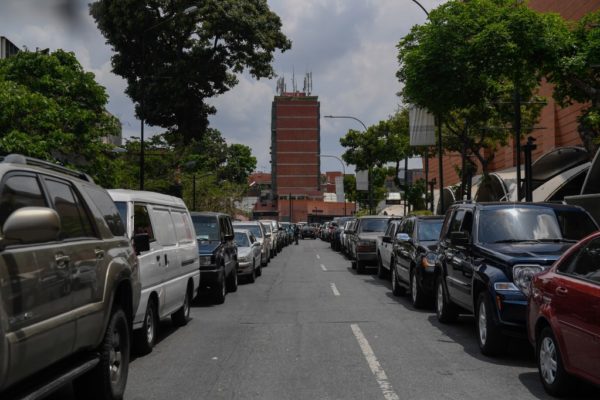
563 238 600 284
192 215 219 241
45 178 95 240
234 231 250 247
418 219 443 242
384 222 395 237
133 204 156 242
403 219 415 236
0 174 47 234
461 211 473 235
172 210 194 244
84 186 125 237
152 208 177 246
235 224 262 238
449 209 465 234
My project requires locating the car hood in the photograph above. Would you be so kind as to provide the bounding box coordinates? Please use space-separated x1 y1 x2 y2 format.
477 242 571 266
420 241 439 252
198 240 220 255
237 247 251 257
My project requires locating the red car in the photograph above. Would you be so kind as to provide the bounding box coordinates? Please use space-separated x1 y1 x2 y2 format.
527 231 600 397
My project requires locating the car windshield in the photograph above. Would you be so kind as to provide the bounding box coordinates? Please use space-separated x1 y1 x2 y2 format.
478 207 597 243
192 216 219 241
358 219 389 233
234 231 250 247
235 224 262 238
418 220 443 241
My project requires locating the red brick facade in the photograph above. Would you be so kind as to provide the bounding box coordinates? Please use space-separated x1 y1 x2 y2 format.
426 1 600 188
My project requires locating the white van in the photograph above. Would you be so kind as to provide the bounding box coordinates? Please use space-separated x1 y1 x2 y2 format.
109 189 200 354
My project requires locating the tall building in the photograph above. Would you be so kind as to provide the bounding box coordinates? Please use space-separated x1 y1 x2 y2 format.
271 92 321 199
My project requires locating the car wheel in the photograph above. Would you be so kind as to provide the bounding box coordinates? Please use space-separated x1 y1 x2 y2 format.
248 261 256 283
74 308 130 400
410 269 427 309
257 263 263 277
435 275 458 323
134 298 157 355
538 327 572 397
392 267 406 296
172 285 191 327
356 260 366 274
477 292 506 356
226 265 239 292
351 260 357 270
212 270 227 305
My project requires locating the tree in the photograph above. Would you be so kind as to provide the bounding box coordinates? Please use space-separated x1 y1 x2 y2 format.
547 10 600 156
0 50 121 187
90 0 291 145
397 0 569 176
220 143 257 184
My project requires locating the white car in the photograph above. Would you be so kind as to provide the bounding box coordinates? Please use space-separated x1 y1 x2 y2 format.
233 229 262 283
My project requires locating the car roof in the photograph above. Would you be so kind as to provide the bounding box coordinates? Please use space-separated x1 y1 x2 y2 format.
233 221 262 225
108 189 186 208
190 211 230 217
453 201 588 212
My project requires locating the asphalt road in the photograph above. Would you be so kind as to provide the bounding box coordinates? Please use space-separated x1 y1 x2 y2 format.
52 239 599 400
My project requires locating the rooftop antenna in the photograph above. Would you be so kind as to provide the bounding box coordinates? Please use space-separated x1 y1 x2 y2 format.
292 67 297 93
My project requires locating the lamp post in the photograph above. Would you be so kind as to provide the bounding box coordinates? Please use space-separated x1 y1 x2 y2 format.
320 154 347 216
139 5 198 190
324 115 372 213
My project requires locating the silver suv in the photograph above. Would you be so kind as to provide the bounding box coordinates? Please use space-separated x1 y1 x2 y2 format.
0 154 141 399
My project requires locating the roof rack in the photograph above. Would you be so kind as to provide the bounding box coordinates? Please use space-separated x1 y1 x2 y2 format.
0 154 94 183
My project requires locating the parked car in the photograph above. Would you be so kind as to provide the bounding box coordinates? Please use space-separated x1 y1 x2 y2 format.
390 216 444 308
233 221 270 266
527 231 600 397
233 229 262 283
263 220 282 253
301 224 317 239
341 219 357 255
376 218 403 279
109 189 199 354
331 217 354 251
0 154 140 399
435 202 597 356
261 220 277 256
191 212 238 304
347 216 392 274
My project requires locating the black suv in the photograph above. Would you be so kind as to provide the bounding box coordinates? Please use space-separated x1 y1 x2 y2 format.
435 202 597 355
191 212 238 304
0 154 140 399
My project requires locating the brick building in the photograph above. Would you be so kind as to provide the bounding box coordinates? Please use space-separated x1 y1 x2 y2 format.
425 1 600 190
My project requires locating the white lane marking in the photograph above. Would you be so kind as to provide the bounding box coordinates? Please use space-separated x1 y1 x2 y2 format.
316 254 321 259
330 283 340 296
351 324 400 400
321 264 327 271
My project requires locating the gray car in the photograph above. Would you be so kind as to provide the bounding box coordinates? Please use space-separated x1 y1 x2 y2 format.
0 154 141 399
234 229 262 283
233 221 270 267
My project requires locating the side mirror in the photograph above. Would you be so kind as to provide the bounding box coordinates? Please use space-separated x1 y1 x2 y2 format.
450 231 470 247
382 236 392 244
1 207 60 247
395 233 411 242
133 233 150 255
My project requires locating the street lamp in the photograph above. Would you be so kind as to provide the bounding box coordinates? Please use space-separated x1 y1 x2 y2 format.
320 154 347 215
324 115 375 214
139 5 199 190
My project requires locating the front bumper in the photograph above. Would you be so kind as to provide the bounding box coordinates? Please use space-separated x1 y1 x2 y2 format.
237 261 253 275
199 265 221 288
416 266 436 296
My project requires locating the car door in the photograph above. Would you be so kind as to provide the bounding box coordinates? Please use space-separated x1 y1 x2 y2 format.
554 238 600 380
380 221 396 269
446 210 474 308
150 206 181 315
221 217 236 275
0 173 76 381
396 218 414 283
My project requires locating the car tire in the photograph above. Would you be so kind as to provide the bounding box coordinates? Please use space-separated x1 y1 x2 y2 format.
212 270 227 305
226 265 238 292
410 269 427 309
134 298 157 355
172 285 191 327
435 275 459 323
74 307 130 400
248 261 256 283
356 260 366 274
392 266 406 296
351 260 357 270
476 292 506 356
537 327 572 397
257 263 263 277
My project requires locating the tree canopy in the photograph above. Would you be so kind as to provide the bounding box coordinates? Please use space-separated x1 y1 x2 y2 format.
0 49 121 186
90 0 291 145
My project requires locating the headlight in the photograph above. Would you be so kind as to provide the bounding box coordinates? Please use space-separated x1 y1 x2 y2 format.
512 265 544 296
421 252 437 268
199 255 212 266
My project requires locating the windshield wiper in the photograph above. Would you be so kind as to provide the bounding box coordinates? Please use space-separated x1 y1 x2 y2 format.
493 239 539 243
535 238 577 243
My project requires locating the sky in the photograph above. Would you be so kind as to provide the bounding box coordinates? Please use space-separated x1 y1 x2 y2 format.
0 0 446 173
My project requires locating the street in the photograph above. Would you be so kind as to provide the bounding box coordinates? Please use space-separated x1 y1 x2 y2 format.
110 240 595 399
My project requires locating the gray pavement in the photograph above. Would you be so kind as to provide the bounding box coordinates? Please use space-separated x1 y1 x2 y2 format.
52 239 600 399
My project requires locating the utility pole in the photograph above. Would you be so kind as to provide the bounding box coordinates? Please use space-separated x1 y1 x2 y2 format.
514 89 523 201
437 116 444 214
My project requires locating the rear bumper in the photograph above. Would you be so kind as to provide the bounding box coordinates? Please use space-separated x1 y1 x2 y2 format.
356 252 377 264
